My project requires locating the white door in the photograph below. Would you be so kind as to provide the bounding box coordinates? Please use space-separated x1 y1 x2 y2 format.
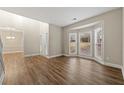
69 33 77 55
94 27 103 60
40 33 48 56
79 31 92 57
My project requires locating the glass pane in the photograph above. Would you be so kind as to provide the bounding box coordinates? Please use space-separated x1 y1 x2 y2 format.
94 28 103 59
79 32 91 56
69 33 77 55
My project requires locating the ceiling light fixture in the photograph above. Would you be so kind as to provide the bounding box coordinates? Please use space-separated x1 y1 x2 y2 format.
6 36 15 40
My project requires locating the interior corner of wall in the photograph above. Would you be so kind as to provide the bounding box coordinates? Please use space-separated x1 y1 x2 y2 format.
122 67 124 79
104 61 122 69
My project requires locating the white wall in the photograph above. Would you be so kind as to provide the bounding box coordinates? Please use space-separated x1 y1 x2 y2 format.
23 18 41 56
63 8 122 66
0 10 24 53
0 9 49 56
0 9 61 57
0 31 23 53
49 24 62 57
20 16 50 56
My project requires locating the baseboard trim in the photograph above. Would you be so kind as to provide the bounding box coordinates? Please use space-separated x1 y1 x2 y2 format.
78 55 92 59
93 58 104 65
25 53 122 70
63 54 104 65
104 62 122 69
63 54 122 69
3 51 24 54
48 54 63 58
63 54 71 57
44 56 50 59
25 54 63 58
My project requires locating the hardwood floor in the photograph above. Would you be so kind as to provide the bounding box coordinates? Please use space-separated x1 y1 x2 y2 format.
3 52 124 85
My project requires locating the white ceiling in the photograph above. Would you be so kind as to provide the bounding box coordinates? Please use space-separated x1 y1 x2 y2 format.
0 7 118 27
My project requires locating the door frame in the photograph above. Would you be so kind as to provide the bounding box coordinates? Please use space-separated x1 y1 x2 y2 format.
68 21 104 64
68 32 78 56
40 33 49 56
94 27 104 61
78 31 93 58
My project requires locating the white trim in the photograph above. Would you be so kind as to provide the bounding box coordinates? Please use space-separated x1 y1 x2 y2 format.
34 55 50 59
64 53 122 70
48 54 63 59
63 54 70 57
94 22 104 61
122 68 124 79
3 51 24 54
68 32 78 55
93 57 104 65
78 55 93 60
69 21 102 31
0 71 4 85
67 20 104 62
40 24 49 57
78 30 93 57
104 62 122 69
44 56 50 59
64 53 104 64
63 54 79 57
78 56 104 65
25 53 63 58
24 53 40 57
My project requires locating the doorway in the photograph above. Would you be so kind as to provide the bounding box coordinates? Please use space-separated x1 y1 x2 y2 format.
79 31 92 58
40 33 48 56
68 22 104 62
69 33 77 55
94 27 103 60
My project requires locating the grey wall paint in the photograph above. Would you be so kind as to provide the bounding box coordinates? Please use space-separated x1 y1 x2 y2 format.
0 10 48 56
63 8 122 65
49 24 62 56
0 8 122 67
23 19 49 56
123 8 124 77
0 31 24 53
23 19 41 56
0 10 24 53
24 23 62 57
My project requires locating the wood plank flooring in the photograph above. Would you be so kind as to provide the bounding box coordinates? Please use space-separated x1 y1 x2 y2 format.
3 52 124 85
